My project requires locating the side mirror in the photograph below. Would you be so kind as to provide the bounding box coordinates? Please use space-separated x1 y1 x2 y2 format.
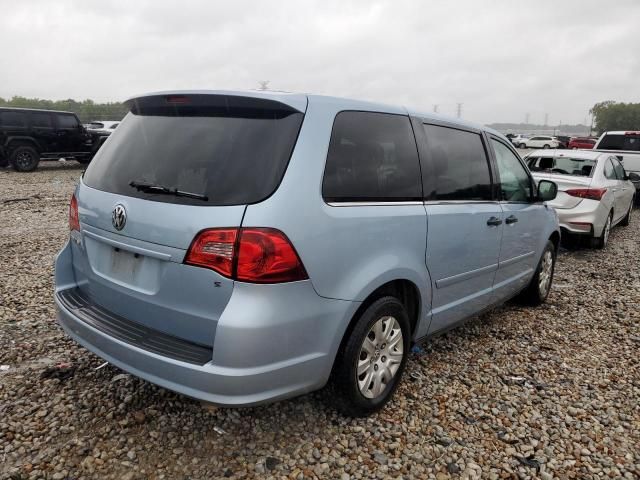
627 172 640 182
537 180 558 201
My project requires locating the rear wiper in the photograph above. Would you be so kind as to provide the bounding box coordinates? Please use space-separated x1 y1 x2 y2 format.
129 181 209 201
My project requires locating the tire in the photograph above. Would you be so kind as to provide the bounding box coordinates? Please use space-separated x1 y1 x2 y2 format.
592 212 612 249
517 240 556 306
10 145 40 172
519 143 527 149
620 199 633 227
543 144 550 149
331 296 411 417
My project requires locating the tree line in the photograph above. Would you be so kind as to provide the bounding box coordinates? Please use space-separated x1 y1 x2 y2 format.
0 96 127 123
590 101 640 133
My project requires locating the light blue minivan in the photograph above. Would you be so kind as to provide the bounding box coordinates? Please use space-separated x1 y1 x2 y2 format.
54 91 560 416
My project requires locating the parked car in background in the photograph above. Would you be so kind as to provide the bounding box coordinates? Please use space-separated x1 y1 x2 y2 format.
54 90 560 417
86 120 120 136
525 149 637 248
0 107 109 171
517 135 560 149
510 134 530 146
593 131 640 201
568 137 596 149
555 135 570 149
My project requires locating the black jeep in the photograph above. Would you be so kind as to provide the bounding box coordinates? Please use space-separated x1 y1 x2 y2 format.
0 108 110 171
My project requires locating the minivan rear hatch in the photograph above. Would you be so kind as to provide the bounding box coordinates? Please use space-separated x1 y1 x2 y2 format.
71 92 306 347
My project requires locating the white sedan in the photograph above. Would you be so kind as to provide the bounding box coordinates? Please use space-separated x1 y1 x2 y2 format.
517 135 560 149
525 149 637 248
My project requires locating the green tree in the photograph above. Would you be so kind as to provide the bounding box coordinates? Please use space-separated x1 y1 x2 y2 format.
590 101 640 133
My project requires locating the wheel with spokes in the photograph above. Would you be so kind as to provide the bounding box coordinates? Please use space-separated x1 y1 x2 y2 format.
10 145 40 172
517 240 556 306
332 296 410 417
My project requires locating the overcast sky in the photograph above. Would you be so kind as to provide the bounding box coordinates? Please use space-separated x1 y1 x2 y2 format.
1 0 638 125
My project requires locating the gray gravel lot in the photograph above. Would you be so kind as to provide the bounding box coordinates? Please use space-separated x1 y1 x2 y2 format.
1 162 639 480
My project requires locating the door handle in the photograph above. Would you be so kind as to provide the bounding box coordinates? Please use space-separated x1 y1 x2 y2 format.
505 215 518 225
487 216 503 227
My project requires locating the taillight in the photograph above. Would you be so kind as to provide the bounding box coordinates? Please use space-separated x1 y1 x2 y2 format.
565 188 607 201
184 228 308 283
236 228 308 283
69 194 80 231
184 228 237 277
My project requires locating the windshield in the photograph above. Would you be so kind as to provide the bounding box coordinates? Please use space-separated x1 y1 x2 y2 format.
597 134 640 151
83 96 304 206
527 156 597 177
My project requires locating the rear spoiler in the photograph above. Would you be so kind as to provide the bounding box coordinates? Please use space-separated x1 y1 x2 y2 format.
125 91 308 116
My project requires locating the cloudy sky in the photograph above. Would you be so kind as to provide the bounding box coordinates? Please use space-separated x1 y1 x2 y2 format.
1 0 638 125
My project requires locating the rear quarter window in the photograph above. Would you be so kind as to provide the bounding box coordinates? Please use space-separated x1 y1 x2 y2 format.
0 111 27 128
322 111 422 202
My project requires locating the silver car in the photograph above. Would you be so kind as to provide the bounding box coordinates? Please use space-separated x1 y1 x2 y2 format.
525 149 637 248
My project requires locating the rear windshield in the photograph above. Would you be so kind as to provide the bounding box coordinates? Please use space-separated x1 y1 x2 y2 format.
597 134 640 151
527 156 597 177
83 95 304 206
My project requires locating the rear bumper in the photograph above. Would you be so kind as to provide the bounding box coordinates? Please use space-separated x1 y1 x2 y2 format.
555 199 609 236
54 241 358 406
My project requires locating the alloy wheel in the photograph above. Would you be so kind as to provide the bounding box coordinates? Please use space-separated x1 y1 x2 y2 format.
16 151 34 169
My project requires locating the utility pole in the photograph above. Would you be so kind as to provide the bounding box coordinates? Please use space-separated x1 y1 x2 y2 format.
258 80 270 91
525 113 530 125
456 103 462 118
544 113 549 126
433 104 439 113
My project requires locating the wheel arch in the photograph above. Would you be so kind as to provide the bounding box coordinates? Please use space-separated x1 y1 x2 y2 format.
6 136 42 153
329 278 423 378
549 229 560 252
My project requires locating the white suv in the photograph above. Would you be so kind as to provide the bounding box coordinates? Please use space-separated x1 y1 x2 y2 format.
517 135 559 149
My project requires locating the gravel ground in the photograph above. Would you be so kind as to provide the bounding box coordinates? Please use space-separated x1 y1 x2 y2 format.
1 162 639 480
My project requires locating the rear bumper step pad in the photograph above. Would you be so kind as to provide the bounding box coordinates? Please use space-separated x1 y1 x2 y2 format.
56 288 213 365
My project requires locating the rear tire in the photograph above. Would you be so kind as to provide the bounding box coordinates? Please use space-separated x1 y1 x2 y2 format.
10 145 40 172
543 144 550 149
620 199 633 227
331 296 410 417
519 143 526 149
592 212 612 249
517 240 556 306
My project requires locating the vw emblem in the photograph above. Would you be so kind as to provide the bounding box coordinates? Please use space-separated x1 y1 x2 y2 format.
112 204 127 231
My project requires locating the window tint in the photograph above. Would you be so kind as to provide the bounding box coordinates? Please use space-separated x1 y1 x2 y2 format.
612 158 625 180
0 111 27 128
31 112 53 128
84 97 304 206
597 133 640 151
604 159 617 180
56 114 79 129
322 112 421 202
491 139 532 202
423 124 492 201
